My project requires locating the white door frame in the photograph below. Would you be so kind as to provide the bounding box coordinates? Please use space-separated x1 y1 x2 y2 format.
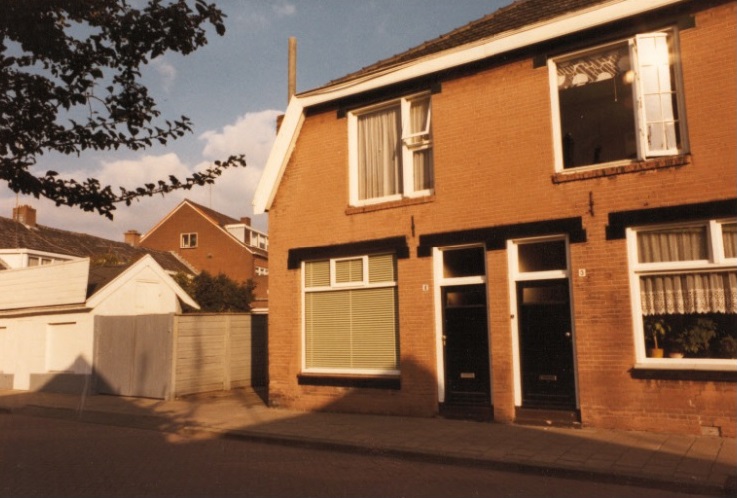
506 235 580 409
432 244 488 403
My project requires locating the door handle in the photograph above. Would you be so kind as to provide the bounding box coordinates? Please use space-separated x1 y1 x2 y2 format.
564 331 572 338
442 335 447 346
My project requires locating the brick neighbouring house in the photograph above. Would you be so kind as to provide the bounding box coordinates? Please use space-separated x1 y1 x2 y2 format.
253 0 736 436
138 199 269 310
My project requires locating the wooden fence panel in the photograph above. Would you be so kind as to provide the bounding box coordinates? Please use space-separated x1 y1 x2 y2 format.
95 313 267 399
94 314 172 398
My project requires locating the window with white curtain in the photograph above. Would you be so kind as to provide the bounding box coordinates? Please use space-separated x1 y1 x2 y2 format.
549 29 687 170
349 93 433 205
303 254 399 375
627 220 737 367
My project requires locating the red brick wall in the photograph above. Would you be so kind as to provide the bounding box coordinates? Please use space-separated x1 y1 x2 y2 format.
140 204 269 301
266 2 737 435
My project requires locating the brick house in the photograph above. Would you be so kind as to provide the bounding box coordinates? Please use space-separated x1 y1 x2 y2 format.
138 199 269 308
253 0 736 436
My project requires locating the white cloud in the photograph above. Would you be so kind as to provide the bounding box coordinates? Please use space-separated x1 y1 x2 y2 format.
92 153 191 189
151 57 177 93
196 109 280 228
200 109 280 168
273 2 296 17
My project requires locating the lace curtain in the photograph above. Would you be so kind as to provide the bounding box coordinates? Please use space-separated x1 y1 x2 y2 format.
638 227 737 315
641 271 737 315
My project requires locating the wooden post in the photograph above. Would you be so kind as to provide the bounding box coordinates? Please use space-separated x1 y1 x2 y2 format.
223 314 232 391
288 37 297 103
168 315 179 400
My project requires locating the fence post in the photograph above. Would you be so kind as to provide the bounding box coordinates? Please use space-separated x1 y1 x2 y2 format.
223 314 232 391
168 315 179 400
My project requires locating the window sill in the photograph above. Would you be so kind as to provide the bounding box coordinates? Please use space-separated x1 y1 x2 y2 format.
630 362 737 382
298 373 401 390
346 195 435 215
552 155 691 184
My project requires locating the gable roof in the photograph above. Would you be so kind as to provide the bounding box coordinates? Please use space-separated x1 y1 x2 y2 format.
139 199 268 257
186 199 240 226
0 214 193 274
253 0 687 214
85 254 200 310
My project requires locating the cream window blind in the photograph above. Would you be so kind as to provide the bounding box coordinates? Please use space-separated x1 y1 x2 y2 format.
304 254 398 372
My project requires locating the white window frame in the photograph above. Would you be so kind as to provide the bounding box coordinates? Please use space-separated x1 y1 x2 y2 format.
180 232 198 249
627 219 737 371
348 92 433 206
301 254 399 376
331 256 368 288
548 28 688 172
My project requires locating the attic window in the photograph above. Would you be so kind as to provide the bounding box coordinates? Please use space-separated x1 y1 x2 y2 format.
180 233 198 249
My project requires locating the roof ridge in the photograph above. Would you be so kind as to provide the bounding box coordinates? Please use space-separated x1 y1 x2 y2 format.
185 198 240 226
321 0 612 88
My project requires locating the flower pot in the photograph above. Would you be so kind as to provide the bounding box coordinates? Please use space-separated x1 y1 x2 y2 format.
647 347 664 358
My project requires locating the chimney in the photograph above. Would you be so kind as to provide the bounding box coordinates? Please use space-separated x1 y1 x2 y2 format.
288 36 297 103
13 205 36 228
124 230 141 246
240 216 252 227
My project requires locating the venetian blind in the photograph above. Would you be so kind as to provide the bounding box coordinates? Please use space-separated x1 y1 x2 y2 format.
304 255 398 371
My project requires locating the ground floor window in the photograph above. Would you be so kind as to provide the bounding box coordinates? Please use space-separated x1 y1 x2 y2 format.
628 220 737 365
303 254 398 375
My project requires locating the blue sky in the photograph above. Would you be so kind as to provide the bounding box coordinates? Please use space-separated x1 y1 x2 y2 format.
3 1 512 240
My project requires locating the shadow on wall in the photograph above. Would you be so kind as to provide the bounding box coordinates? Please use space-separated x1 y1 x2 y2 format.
28 356 117 396
276 355 440 418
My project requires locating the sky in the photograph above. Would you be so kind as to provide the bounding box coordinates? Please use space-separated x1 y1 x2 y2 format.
2 0 512 241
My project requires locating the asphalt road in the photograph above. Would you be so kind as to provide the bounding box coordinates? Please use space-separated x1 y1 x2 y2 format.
0 413 721 498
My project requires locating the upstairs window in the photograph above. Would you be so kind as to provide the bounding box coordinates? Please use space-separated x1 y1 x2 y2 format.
550 30 687 171
349 93 433 205
180 233 198 249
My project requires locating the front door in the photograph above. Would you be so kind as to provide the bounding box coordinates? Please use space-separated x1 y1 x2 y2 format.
442 284 490 407
517 279 576 410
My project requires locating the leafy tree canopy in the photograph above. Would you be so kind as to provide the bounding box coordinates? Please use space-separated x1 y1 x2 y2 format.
175 271 255 313
0 0 246 219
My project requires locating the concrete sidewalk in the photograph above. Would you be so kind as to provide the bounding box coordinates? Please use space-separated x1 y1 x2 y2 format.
1 388 734 496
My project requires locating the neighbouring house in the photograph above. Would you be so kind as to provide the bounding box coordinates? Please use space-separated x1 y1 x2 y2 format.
253 0 736 436
0 205 194 275
137 199 269 310
0 256 199 393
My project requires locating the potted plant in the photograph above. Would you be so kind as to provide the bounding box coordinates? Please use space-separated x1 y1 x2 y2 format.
717 334 737 359
674 318 717 358
644 317 669 358
665 334 685 358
